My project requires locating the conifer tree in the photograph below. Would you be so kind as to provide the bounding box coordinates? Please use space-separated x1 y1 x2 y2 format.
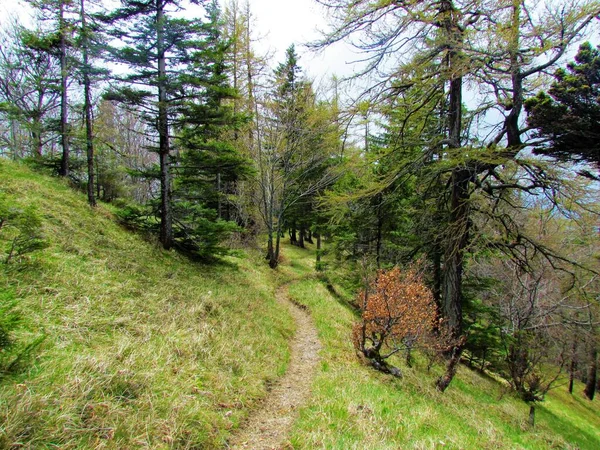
172 2 251 258
101 0 247 255
0 22 61 159
24 0 76 176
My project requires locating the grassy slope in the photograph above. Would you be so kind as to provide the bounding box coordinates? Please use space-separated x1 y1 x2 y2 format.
1 160 598 449
279 244 600 450
0 160 294 449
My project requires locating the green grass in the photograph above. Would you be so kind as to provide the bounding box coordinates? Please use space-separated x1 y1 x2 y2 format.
0 160 294 448
1 160 598 449
279 244 600 450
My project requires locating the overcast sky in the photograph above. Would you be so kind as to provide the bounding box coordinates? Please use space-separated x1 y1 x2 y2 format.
0 0 359 85
231 0 357 81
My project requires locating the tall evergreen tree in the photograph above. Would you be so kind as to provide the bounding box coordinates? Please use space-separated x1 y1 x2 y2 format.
100 0 207 249
172 2 252 258
24 0 76 176
101 0 247 256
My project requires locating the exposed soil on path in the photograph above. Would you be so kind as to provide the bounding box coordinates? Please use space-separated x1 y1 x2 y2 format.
227 285 321 450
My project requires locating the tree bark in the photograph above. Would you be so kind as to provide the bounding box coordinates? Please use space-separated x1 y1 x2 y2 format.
316 232 321 264
266 231 274 261
583 346 597 400
529 404 535 427
298 224 305 248
569 340 577 395
157 0 173 249
376 195 383 269
436 0 466 392
290 226 297 246
58 0 70 177
436 343 462 392
270 231 281 268
80 0 95 207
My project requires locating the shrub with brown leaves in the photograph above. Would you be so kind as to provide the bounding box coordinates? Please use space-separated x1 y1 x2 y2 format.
352 266 439 377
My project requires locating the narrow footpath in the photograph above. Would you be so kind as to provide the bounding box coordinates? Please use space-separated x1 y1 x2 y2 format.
227 285 321 449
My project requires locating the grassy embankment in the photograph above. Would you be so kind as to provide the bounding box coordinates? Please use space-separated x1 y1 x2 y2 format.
280 244 600 450
0 160 294 448
1 160 598 449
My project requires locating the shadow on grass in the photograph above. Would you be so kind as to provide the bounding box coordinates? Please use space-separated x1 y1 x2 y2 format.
537 403 600 449
317 274 361 318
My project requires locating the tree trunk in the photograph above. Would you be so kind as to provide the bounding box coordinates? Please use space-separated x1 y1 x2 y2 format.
270 231 281 268
157 0 173 249
266 231 274 261
583 346 597 400
569 340 577 395
58 0 70 178
376 196 383 269
216 172 222 219
81 0 96 207
316 232 321 264
290 226 297 246
306 229 314 244
31 127 43 159
435 0 467 393
436 344 463 392
298 224 305 248
529 404 535 427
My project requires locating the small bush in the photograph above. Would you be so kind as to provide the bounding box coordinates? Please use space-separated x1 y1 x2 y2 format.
352 266 439 377
0 195 48 264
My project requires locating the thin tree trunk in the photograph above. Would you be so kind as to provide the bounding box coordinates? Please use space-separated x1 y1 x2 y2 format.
58 0 70 177
270 228 281 268
217 172 222 219
298 224 305 248
436 343 462 392
432 242 442 314
157 0 172 249
583 346 597 400
81 0 95 207
569 340 577 394
528 404 535 427
266 229 274 261
290 226 297 246
316 232 321 264
375 196 383 269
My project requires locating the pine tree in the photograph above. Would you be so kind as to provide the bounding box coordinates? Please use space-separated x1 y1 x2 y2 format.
24 0 76 176
101 0 248 256
172 2 252 259
525 42 600 178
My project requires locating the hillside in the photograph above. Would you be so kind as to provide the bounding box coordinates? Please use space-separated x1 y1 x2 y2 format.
0 160 599 449
0 160 294 448
282 246 600 449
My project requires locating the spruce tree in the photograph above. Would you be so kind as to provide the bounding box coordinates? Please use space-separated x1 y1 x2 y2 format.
101 0 248 256
24 0 76 176
172 2 251 259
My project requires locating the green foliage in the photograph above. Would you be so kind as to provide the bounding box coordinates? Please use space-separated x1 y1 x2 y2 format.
525 42 600 173
172 201 241 260
0 194 48 264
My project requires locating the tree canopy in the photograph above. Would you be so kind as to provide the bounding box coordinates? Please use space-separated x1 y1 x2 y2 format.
526 42 600 178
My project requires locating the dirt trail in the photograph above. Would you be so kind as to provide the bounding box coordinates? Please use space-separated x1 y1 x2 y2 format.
227 285 321 450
